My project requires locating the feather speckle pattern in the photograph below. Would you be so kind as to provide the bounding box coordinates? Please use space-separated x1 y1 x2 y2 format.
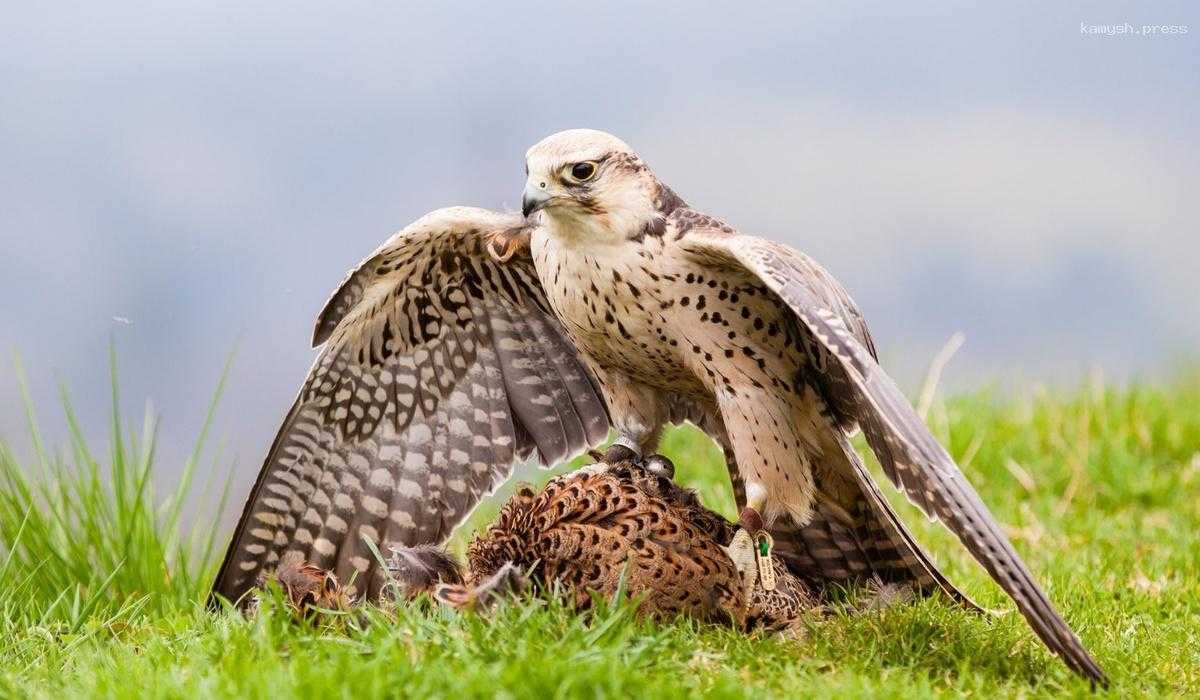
210 208 610 607
464 461 815 629
520 128 1105 685
679 231 1107 684
277 462 816 629
214 129 1105 686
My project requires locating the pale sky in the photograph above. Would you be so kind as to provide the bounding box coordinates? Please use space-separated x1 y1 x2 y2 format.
1 2 1196 493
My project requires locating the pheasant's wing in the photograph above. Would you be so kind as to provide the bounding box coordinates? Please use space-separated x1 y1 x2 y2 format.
210 207 609 606
679 228 1107 687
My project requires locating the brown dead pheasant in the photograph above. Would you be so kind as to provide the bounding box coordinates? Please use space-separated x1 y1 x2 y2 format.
394 459 817 631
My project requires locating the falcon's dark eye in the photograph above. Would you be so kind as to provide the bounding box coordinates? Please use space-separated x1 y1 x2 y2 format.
569 161 597 182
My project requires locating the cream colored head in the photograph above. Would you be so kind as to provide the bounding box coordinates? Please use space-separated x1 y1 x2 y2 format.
522 129 679 245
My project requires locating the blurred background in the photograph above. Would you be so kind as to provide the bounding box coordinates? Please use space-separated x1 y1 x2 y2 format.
2 2 1197 494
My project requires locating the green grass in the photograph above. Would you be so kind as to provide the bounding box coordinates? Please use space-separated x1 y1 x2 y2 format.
1 358 1198 698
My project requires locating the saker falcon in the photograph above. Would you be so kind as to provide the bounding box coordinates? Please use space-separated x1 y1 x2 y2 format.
211 129 1106 686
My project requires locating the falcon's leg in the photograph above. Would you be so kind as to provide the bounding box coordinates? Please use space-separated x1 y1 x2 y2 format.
715 387 821 531
739 485 769 535
590 368 668 465
693 404 768 537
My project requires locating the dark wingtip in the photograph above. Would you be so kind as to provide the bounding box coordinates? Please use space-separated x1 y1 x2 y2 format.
1068 643 1109 690
204 589 229 613
1053 634 1108 689
208 551 251 613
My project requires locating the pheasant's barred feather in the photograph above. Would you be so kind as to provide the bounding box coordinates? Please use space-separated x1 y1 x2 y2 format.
466 463 813 627
209 207 610 606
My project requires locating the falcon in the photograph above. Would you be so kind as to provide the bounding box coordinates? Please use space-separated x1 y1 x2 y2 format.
211 129 1106 685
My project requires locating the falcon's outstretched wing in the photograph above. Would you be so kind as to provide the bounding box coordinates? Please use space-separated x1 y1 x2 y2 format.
210 207 610 606
679 229 1107 687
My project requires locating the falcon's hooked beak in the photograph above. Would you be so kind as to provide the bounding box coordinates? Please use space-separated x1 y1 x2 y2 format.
521 181 552 218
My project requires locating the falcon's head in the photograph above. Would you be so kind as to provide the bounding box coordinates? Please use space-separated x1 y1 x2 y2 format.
522 129 682 244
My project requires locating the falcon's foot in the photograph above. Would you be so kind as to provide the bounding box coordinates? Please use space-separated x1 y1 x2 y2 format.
601 442 639 465
597 444 676 480
642 454 675 479
739 481 770 535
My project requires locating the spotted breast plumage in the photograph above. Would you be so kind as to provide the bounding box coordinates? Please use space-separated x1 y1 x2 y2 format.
211 129 1106 686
